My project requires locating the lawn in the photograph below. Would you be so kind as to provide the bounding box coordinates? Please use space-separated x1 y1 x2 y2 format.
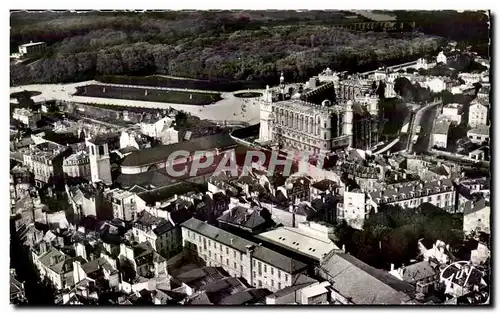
97 75 267 92
74 85 222 106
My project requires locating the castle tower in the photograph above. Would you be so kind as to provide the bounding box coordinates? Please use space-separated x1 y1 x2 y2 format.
258 85 273 143
344 101 354 149
87 137 112 185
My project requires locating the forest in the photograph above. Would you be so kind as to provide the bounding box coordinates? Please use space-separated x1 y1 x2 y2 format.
10 10 489 87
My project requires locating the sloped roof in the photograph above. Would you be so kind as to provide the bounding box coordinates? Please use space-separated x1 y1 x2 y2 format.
464 198 488 216
121 133 236 167
217 206 266 230
399 261 437 283
318 253 415 304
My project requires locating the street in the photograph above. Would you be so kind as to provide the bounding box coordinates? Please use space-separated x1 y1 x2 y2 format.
409 100 442 154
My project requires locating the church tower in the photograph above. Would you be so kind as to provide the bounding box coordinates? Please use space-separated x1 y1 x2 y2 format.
258 85 273 143
87 137 112 185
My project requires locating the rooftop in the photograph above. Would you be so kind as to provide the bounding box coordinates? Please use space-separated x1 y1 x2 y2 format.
19 41 45 48
256 225 339 261
369 179 454 204
433 117 452 135
182 218 308 274
468 125 489 136
121 133 236 167
319 253 415 304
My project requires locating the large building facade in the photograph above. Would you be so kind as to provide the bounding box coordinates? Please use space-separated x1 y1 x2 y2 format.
258 79 379 154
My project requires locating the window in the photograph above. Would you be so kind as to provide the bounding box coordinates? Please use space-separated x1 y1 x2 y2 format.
220 245 223 252
240 265 243 272
285 274 288 281
278 282 282 289
208 240 211 247
271 280 274 287
240 252 243 261
258 280 262 287
278 270 281 279
98 145 105 156
209 251 211 258
187 230 191 238
226 259 229 265
264 265 267 273
203 238 207 250
253 260 256 267
198 235 201 242
91 146 95 155
271 268 274 275
233 251 236 259
258 262 262 275
226 248 229 254
253 272 256 279
234 262 237 269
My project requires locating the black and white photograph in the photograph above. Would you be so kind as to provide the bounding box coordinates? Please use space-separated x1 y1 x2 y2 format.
8 7 491 306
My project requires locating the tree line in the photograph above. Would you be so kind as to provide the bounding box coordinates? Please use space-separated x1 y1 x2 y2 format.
10 11 446 86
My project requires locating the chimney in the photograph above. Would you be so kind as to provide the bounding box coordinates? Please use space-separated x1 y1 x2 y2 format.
230 238 234 245
390 263 395 271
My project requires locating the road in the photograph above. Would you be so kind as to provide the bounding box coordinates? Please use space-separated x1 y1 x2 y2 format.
409 100 442 154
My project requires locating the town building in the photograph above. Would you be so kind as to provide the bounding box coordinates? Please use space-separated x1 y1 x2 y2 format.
130 211 180 258
32 244 74 290
12 108 41 128
468 147 488 161
389 261 439 295
337 188 372 230
463 198 490 236
106 188 138 221
18 41 47 57
467 125 489 145
468 99 489 128
441 103 463 124
63 150 91 180
370 179 456 212
21 141 67 187
432 117 452 149
458 73 482 85
181 218 308 292
416 57 436 70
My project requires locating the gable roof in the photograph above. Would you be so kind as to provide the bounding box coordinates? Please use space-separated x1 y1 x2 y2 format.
217 206 267 230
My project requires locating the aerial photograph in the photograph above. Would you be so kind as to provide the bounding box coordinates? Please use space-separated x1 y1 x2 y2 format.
9 9 490 306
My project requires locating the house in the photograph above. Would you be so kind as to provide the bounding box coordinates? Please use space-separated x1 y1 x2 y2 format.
10 271 26 304
441 103 463 124
436 51 447 64
172 267 227 297
217 206 271 234
265 274 319 304
468 147 488 161
12 108 41 128
187 276 249 305
463 198 490 236
106 188 138 222
440 263 487 298
467 125 489 144
317 253 416 304
432 117 452 149
118 241 169 283
468 99 489 128
130 211 179 258
310 179 338 201
424 77 447 93
32 245 75 290
389 261 439 295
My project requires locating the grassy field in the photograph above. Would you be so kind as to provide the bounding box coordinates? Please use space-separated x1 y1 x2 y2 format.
97 75 267 92
74 85 222 106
